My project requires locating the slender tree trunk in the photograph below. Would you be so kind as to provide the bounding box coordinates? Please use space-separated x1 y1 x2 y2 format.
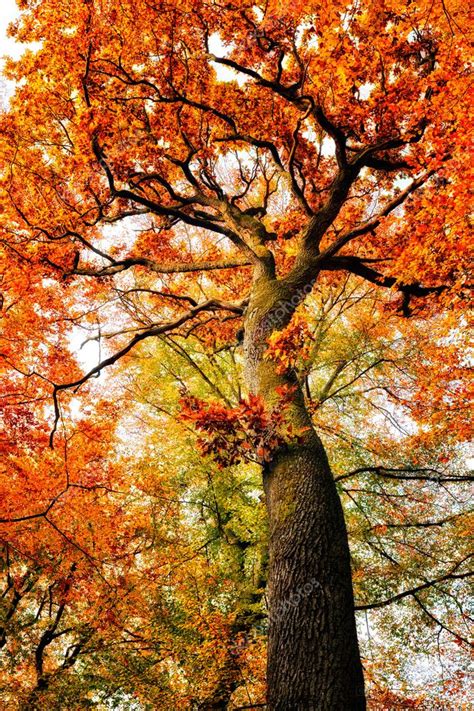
244 278 366 710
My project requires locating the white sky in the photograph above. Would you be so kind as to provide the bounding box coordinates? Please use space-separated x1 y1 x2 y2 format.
0 0 21 58
0 0 22 105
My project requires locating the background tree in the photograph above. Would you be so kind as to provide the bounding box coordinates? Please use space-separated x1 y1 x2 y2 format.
0 0 472 708
1 288 472 708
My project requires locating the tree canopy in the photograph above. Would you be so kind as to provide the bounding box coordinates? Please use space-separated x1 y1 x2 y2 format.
0 0 472 708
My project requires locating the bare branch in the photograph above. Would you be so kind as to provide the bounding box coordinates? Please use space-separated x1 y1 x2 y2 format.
49 299 246 446
335 466 474 484
356 566 473 611
318 169 436 261
71 256 252 278
413 594 473 647
321 255 447 314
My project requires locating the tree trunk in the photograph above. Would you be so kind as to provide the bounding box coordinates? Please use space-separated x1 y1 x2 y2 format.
264 439 366 710
244 279 366 710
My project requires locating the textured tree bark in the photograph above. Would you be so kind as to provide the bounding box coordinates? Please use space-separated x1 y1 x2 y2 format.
244 278 366 710
264 439 366 710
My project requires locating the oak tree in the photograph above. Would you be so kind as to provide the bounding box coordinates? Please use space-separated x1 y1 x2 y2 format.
0 0 472 708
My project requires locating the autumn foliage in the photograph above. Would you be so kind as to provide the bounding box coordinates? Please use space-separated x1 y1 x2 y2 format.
0 0 472 707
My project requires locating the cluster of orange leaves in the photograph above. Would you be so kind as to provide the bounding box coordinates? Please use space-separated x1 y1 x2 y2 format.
180 390 303 466
265 313 315 374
